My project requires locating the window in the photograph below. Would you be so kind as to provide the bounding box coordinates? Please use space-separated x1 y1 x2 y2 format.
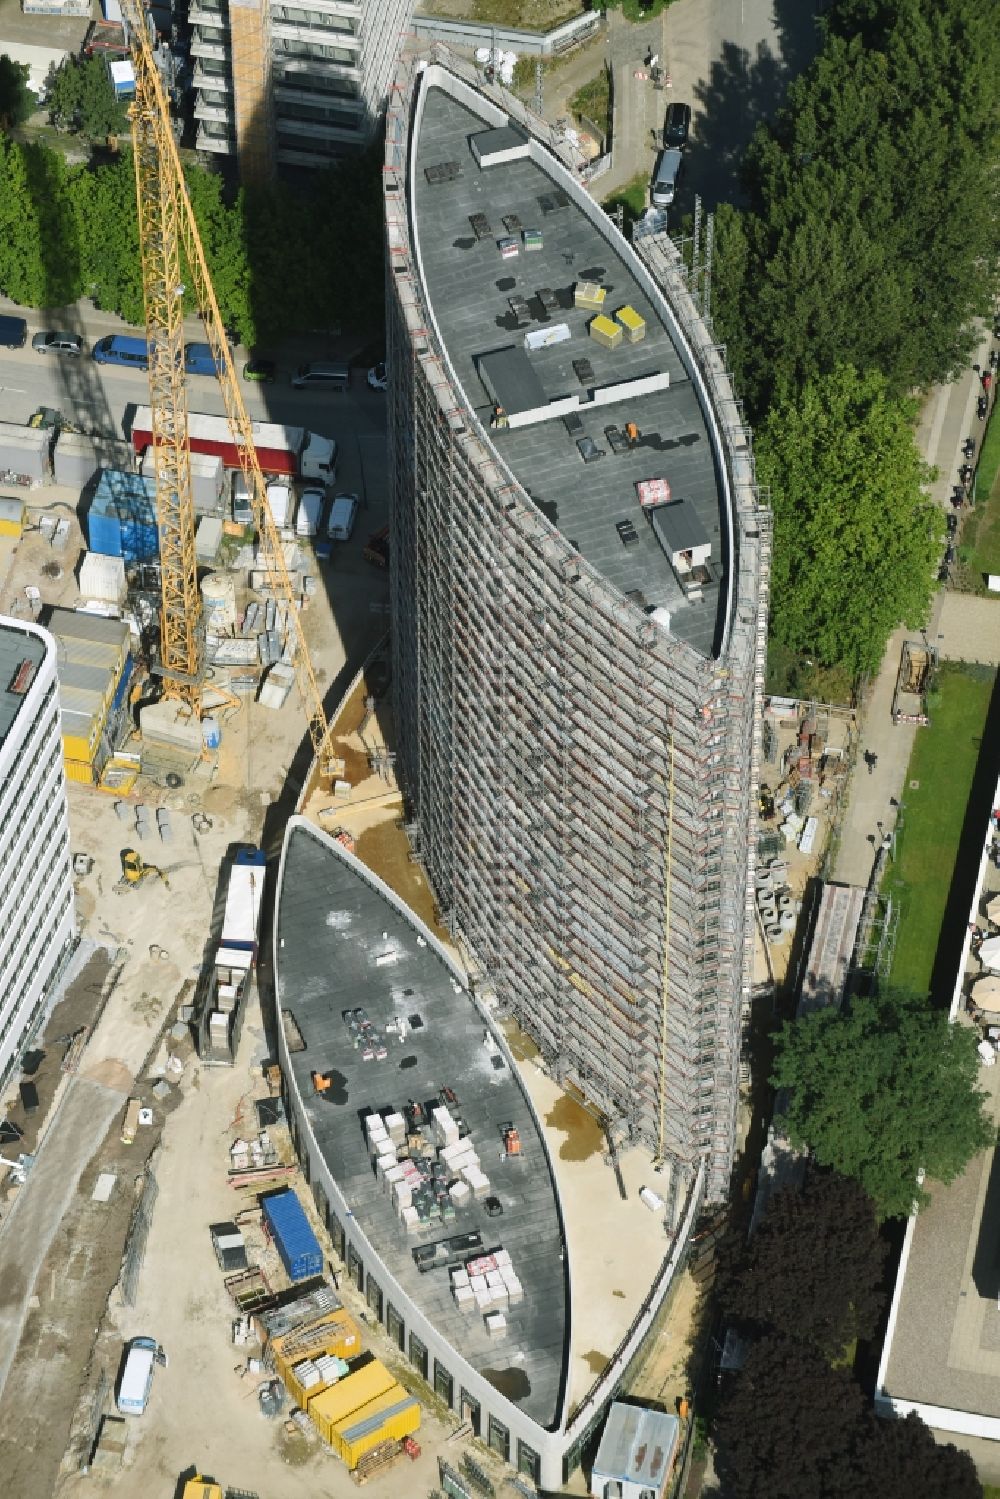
433 1360 454 1408
409 1332 428 1380
366 1273 383 1322
487 1415 510 1462
460 1389 481 1436
386 1302 405 1352
517 1441 541 1483
347 1244 363 1291
329 1211 345 1260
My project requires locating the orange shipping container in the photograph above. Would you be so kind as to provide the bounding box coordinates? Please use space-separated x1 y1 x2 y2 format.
308 1361 396 1445
332 1388 420 1468
271 1307 362 1372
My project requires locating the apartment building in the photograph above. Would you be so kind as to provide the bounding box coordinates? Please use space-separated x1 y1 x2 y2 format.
0 617 76 1091
191 0 413 170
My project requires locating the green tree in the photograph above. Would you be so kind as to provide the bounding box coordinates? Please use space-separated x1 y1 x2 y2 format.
70 152 144 323
0 137 80 306
771 989 994 1218
183 169 255 346
756 363 942 680
46 57 127 140
717 1 1000 417
0 55 34 130
717 1170 887 1355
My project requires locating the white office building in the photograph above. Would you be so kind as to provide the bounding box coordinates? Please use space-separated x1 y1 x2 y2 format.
0 617 75 1091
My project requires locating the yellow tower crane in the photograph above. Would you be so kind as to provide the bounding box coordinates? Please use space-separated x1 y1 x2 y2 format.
120 1 337 773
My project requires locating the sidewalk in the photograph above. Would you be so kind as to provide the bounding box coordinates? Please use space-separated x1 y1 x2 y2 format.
832 323 997 888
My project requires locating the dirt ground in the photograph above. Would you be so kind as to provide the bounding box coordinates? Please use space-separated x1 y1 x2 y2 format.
53 996 456 1499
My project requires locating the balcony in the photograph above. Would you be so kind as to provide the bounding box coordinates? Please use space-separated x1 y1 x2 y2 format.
188 0 225 23
192 63 231 91
270 23 358 57
190 35 230 63
276 112 363 142
195 125 236 155
193 95 233 125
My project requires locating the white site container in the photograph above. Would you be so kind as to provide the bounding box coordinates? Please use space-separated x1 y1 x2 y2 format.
79 551 127 607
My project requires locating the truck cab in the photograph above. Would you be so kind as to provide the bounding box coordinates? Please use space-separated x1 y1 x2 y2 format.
300 432 337 484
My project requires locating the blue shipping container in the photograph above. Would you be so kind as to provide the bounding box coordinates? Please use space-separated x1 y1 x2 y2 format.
88 470 159 562
262 1190 322 1282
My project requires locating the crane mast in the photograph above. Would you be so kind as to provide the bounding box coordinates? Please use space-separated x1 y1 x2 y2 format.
128 14 201 711
121 0 337 773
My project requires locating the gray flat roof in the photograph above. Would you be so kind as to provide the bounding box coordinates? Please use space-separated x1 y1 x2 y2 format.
275 822 569 1428
412 86 726 658
0 620 46 748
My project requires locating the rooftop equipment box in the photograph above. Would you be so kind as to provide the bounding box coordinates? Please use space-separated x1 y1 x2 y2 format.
262 1189 323 1282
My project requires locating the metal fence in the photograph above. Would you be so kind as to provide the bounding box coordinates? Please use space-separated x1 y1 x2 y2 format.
120 1169 158 1306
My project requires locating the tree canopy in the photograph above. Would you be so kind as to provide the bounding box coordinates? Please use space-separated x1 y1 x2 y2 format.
771 989 994 1218
714 1334 982 1499
0 55 34 131
756 363 942 680
717 0 1000 420
0 129 384 348
45 57 128 141
717 1169 887 1355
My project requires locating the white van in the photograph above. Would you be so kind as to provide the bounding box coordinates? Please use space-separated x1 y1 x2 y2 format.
650 147 683 209
326 492 359 542
296 487 325 539
117 1336 164 1415
265 481 296 534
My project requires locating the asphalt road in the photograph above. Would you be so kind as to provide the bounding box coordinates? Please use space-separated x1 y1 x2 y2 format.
0 302 389 509
664 0 825 210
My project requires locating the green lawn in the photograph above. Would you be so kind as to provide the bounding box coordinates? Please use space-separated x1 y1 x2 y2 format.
956 402 1000 590
569 68 611 138
885 663 995 994
602 170 649 223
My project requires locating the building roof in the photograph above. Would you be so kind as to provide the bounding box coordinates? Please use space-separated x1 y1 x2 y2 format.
410 84 727 658
274 820 569 1428
0 618 47 749
592 1401 679 1494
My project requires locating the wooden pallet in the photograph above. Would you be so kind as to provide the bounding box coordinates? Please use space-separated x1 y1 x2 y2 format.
352 1438 405 1486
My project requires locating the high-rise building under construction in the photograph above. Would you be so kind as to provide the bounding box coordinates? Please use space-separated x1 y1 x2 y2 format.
384 54 770 1211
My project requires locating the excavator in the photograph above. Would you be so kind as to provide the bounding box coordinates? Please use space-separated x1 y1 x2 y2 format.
117 847 170 892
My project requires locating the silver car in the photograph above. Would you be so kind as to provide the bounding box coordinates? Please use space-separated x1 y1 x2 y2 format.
32 331 83 357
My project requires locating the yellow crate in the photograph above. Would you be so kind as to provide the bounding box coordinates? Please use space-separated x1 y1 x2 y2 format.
574 280 606 311
589 314 622 350
0 497 24 537
272 1308 362 1371
615 304 646 342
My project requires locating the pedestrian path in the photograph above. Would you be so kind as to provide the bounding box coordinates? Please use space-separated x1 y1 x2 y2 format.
832 325 997 888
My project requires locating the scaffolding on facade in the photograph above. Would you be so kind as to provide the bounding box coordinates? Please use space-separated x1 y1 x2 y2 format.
383 54 770 1208
229 0 275 187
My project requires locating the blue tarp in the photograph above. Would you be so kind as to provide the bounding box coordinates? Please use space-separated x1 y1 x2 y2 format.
88 470 159 562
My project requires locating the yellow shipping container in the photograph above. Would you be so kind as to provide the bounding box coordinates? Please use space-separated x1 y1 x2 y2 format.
308 1361 395 1445
0 496 24 537
331 1387 420 1469
64 755 98 786
182 1482 223 1499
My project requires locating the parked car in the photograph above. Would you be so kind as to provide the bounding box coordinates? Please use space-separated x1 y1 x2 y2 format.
292 361 349 390
31 330 83 358
243 357 276 384
367 362 388 391
663 101 691 149
0 315 27 348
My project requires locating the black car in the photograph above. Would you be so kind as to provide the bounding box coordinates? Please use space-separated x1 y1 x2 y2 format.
664 101 692 149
